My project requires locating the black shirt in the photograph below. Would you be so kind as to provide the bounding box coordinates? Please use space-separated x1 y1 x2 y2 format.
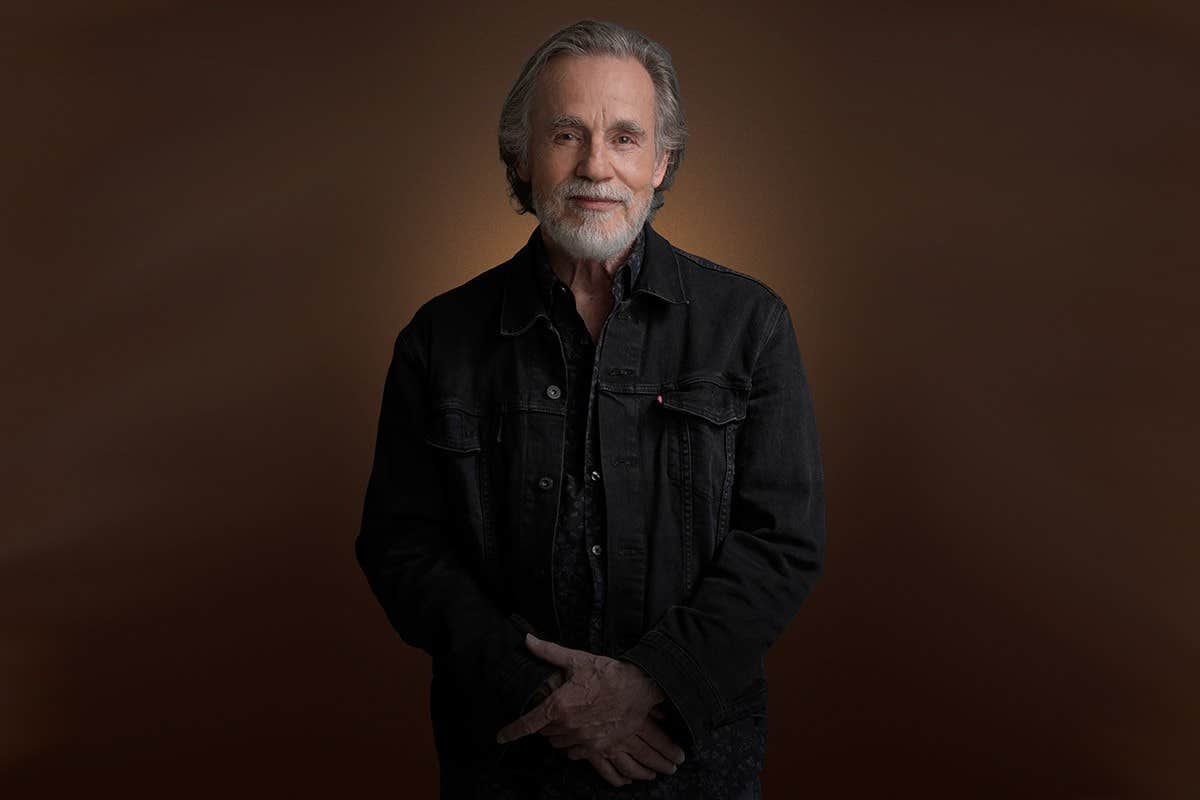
534 227 644 655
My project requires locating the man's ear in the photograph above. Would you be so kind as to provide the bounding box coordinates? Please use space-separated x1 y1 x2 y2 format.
652 149 670 189
516 159 530 183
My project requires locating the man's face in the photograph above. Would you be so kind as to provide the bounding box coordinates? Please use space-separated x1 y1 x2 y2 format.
519 54 670 261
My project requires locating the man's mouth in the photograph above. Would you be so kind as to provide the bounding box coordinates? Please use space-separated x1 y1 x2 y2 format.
570 196 621 209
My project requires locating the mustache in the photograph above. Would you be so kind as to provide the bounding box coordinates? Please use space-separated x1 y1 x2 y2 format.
554 182 630 204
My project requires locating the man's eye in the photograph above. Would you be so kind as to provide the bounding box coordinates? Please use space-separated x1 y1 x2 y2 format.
556 132 578 142
616 135 635 145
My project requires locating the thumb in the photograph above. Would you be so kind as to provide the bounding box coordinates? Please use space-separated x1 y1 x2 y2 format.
525 633 575 668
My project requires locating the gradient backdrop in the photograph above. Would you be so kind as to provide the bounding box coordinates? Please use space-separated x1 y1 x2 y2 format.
4 2 1197 797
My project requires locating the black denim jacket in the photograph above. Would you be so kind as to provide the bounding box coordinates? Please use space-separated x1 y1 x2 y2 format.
355 220 826 769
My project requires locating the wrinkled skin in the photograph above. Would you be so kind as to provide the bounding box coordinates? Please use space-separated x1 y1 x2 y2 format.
497 634 687 787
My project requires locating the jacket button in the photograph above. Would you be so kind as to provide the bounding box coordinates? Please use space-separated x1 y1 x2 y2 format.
537 476 554 490
590 544 603 556
589 470 601 482
546 384 562 400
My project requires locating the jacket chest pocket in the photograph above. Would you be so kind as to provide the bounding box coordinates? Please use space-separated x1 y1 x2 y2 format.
659 383 749 590
423 405 496 578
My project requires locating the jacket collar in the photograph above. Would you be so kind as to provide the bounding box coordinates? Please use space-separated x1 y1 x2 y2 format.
500 219 688 337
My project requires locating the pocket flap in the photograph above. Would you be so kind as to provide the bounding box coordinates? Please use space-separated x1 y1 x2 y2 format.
659 383 749 425
423 407 484 453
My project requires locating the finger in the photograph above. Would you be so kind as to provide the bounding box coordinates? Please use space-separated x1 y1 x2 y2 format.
541 719 590 740
495 699 557 744
545 731 585 749
623 734 679 775
587 754 631 787
540 719 569 736
608 749 658 781
544 712 611 747
524 634 578 669
638 717 687 764
639 716 685 762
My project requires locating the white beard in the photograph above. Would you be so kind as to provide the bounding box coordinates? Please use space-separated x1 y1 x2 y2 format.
533 180 653 261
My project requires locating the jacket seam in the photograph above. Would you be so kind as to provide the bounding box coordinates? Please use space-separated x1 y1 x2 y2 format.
671 247 784 304
750 301 786 375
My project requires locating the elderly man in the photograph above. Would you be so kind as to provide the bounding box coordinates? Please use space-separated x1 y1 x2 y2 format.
355 19 825 799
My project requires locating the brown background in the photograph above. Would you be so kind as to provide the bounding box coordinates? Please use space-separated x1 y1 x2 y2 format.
3 1 1197 797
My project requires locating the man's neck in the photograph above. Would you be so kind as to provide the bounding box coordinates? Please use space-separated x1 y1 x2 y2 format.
540 229 636 297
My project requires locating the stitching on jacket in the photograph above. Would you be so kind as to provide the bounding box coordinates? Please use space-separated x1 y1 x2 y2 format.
682 418 694 590
671 247 784 303
717 422 737 546
750 301 786 375
475 447 492 564
647 628 729 719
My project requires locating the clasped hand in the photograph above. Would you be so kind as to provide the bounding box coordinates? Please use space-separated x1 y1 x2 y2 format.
495 633 687 787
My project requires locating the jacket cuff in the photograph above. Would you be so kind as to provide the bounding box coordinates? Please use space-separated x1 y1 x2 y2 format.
617 629 726 752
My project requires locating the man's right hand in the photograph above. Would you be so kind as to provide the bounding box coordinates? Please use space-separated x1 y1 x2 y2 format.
525 670 687 787
563 706 687 788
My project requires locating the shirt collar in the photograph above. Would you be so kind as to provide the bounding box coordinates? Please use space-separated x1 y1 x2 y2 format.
500 220 687 338
532 227 646 313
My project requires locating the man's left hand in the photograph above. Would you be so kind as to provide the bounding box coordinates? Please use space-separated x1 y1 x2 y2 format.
495 633 665 751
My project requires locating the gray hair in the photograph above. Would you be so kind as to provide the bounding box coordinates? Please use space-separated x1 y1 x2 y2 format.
497 20 687 221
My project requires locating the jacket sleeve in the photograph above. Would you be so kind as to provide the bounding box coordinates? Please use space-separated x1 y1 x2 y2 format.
617 299 826 752
354 306 557 751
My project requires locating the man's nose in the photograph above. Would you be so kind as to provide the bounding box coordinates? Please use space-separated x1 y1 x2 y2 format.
575 138 615 182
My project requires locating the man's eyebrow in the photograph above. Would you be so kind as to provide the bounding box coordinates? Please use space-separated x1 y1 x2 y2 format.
610 119 648 137
547 115 648 137
547 114 587 130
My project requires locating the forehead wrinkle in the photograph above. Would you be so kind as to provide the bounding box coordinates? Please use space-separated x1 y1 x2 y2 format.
532 55 656 134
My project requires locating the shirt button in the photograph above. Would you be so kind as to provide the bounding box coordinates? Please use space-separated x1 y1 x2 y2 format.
590 544 603 556
537 476 554 490
546 384 562 399
589 470 601 482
